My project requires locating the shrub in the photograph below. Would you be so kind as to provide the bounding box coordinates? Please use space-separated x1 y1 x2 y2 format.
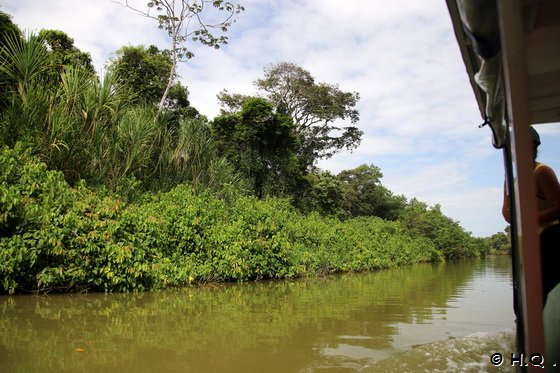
0 144 73 292
0 144 444 294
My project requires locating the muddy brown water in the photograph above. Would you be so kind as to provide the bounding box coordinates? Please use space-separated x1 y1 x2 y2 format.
0 256 515 372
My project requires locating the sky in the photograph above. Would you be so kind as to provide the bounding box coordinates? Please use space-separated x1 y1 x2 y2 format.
3 0 559 237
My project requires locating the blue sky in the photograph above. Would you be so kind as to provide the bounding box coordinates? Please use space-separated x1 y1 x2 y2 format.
3 0 559 237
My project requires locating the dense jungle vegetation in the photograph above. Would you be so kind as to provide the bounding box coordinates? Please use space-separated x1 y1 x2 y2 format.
0 10 505 294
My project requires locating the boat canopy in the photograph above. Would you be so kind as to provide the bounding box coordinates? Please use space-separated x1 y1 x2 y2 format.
447 0 560 148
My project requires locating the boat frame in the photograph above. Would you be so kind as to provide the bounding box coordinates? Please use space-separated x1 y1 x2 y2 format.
446 0 560 371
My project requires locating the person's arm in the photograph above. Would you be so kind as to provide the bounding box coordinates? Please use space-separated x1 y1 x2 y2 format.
535 165 560 226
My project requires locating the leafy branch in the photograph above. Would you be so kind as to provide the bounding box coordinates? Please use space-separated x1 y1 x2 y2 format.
111 0 244 114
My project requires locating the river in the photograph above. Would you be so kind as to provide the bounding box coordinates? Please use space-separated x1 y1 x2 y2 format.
0 256 515 372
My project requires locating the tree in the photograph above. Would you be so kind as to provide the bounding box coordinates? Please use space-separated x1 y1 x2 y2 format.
0 27 93 108
219 63 362 170
216 89 253 114
337 164 405 220
487 226 511 253
0 11 22 111
108 45 172 105
399 199 481 259
255 62 362 169
108 45 199 121
296 171 347 217
0 11 21 45
166 81 200 120
111 0 244 114
0 31 52 147
212 98 298 198
37 29 95 77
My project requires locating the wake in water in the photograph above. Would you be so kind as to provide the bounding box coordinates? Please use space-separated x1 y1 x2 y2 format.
363 331 516 373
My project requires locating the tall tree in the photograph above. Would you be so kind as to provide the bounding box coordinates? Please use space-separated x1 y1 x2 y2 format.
257 63 362 169
0 11 21 45
37 29 95 77
108 45 199 120
111 0 244 114
399 199 481 258
296 171 347 217
220 62 362 170
212 98 298 198
0 11 21 111
108 45 171 105
216 89 252 114
337 164 405 220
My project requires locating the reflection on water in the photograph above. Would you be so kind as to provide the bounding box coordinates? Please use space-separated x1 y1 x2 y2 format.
0 256 515 372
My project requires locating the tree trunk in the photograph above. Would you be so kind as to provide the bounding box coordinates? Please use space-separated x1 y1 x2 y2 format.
157 29 178 116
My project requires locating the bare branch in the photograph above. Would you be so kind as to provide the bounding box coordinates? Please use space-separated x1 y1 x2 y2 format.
111 0 244 114
110 0 160 21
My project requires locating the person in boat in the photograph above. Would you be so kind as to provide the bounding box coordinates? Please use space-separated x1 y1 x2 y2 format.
502 126 560 301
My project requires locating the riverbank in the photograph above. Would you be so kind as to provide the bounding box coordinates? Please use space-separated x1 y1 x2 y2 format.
1 145 491 294
1 145 441 294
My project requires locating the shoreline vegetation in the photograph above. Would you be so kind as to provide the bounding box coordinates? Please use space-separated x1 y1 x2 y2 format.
2 144 486 295
0 11 507 295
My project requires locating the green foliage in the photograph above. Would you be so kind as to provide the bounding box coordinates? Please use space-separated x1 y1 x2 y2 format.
216 89 253 114
0 29 94 133
337 164 406 220
0 32 51 147
486 227 511 254
37 29 95 80
0 14 482 295
296 171 347 217
256 62 363 169
0 11 22 111
212 98 300 197
166 82 200 120
0 11 21 43
0 145 442 294
0 31 49 94
218 62 364 170
293 165 407 222
0 32 239 194
41 67 134 184
399 199 489 259
0 144 73 293
152 116 246 193
107 45 173 105
112 0 245 113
